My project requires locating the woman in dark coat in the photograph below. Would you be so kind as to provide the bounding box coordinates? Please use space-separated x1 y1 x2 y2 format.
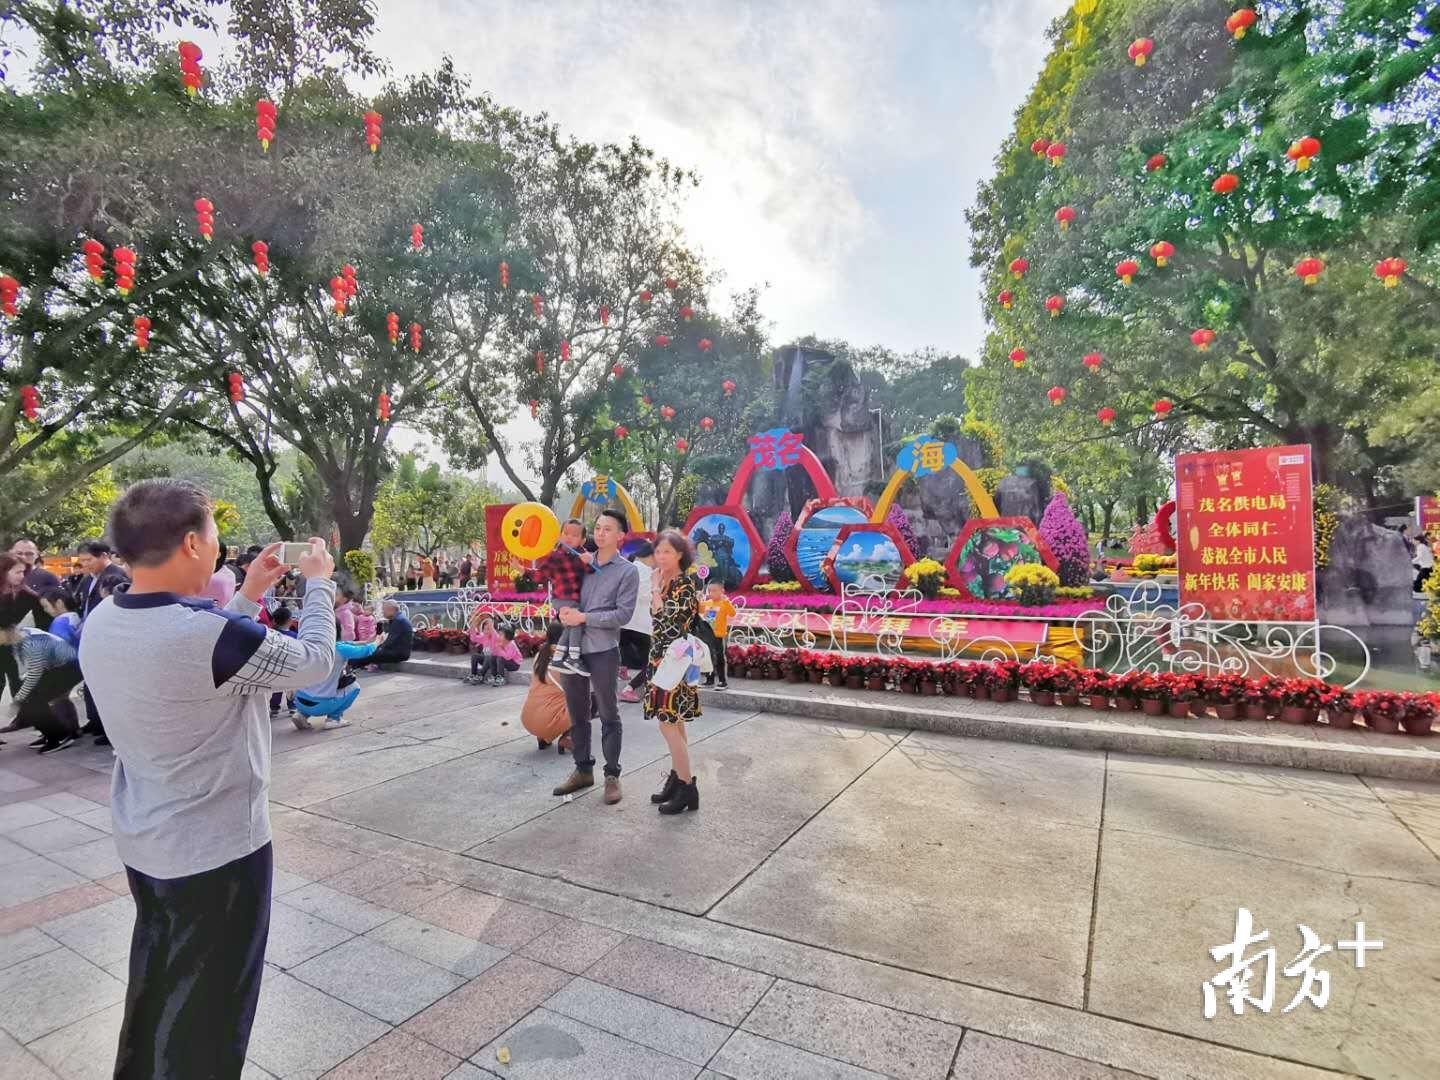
643 530 702 814
0 553 46 716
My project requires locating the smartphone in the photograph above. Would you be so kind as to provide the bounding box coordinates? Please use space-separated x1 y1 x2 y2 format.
279 542 312 565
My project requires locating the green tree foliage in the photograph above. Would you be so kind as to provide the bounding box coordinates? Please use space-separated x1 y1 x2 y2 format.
369 454 497 561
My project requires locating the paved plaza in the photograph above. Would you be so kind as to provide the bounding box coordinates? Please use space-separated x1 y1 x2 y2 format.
1 669 1437 1079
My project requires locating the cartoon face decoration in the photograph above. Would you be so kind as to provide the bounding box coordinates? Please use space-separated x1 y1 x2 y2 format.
502 501 560 562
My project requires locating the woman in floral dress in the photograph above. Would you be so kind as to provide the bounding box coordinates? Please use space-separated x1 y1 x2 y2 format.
644 530 702 814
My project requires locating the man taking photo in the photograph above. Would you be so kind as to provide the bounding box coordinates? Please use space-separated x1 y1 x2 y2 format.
80 479 339 1079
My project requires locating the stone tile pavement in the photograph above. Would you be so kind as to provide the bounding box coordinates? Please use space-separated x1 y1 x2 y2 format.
0 668 1436 1078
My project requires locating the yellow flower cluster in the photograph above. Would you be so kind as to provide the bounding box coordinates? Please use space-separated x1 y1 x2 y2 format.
1004 562 1060 589
754 580 804 593
1133 553 1178 573
909 557 946 579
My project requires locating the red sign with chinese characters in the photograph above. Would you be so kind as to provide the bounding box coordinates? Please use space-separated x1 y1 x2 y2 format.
484 503 527 593
1175 445 1315 621
1416 496 1440 534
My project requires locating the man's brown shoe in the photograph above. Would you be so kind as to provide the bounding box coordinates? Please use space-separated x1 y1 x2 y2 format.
553 770 594 796
603 776 622 804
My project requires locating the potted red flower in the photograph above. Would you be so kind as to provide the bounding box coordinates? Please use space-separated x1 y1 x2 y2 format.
1359 690 1403 734
1108 670 1140 711
986 660 1021 702
1164 673 1200 718
1203 673 1247 720
1241 676 1279 720
866 658 889 692
1134 672 1168 716
1079 669 1112 710
1401 692 1436 736
1323 686 1358 729
1053 666 1083 707
1277 678 1324 724
1020 662 1062 706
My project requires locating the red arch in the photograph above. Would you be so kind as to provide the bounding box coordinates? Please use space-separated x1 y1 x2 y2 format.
724 445 836 505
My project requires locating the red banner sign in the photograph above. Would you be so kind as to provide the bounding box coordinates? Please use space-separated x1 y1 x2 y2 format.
1417 496 1440 534
485 503 527 593
1175 446 1315 621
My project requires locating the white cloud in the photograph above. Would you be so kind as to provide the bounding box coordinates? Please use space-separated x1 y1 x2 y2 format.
973 0 1072 81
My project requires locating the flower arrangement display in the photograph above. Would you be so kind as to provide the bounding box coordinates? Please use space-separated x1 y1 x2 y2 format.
904 557 948 599
887 504 927 559
1004 562 1060 607
1038 493 1090 586
767 510 796 581
955 525 1045 599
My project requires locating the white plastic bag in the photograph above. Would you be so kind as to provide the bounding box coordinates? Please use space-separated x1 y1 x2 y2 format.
651 636 694 691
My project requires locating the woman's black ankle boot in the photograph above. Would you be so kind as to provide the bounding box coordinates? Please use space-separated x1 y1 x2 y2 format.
650 769 681 804
658 778 699 815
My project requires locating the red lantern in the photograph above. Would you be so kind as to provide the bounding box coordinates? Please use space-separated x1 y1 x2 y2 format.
1054 206 1076 230
1227 8 1256 38
256 99 276 151
1145 152 1167 172
1009 257 1029 279
1150 240 1175 267
534 350 545 373
227 372 245 403
674 437 689 453
639 288 653 303
1374 257 1407 288
611 363 625 377
386 311 400 344
722 379 736 396
1287 136 1321 172
655 334 670 347
680 305 694 321
133 315 151 351
19 385 39 421
614 425 628 439
598 304 609 326
1030 137 1050 157
531 293 543 318
700 416 714 431
1294 257 1324 286
560 340 571 362
1128 38 1154 66
1045 295 1065 317
252 240 270 275
529 399 539 419
1153 399 1173 416
664 277 677 290
698 338 713 352
998 289 1014 309
363 110 382 153
178 41 203 96
409 322 422 353
1046 141 1067 166
377 393 391 421
1191 328 1215 351
1115 259 1139 285
1047 385 1067 407
1083 351 1103 373
1212 172 1239 194
194 198 214 242
0 274 18 317
1097 406 1116 426
329 276 347 316
499 261 509 289
1009 348 1027 369
83 239 106 280
660 405 676 421
111 246 135 295
341 263 357 299
411 223 423 251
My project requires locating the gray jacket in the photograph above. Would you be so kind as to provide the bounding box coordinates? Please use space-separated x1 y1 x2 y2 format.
577 553 639 654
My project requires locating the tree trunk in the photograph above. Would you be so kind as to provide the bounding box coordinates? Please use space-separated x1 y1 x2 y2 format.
1101 501 1116 549
1284 423 1333 485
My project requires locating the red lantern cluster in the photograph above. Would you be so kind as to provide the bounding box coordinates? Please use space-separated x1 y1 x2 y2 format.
1046 142 1067 167
1153 399 1173 416
178 41 203 96
722 379 736 396
1047 385 1067 406
329 276 348 316
387 311 400 344
1116 259 1139 285
411 223 423 251
377 392 391 421
531 292 543 318
19 384 39 420
1294 257 1325 286
1097 406 1116 426
560 340 571 362
1287 136 1321 172
113 246 136 295
674 437 689 453
699 416 714 430
133 315 151 351
680 305 694 321
1009 257 1029 279
1212 172 1239 195
228 371 245 402
1145 152 1167 172
1030 138 1050 157
1191 328 1216 351
998 289 1014 309
83 239 106 280
660 405 676 421
529 399 539 419
1150 240 1175 267
1083 351 1103 374
1128 38 1154 66
598 304 609 326
499 261 509 289
698 338 713 352
194 198 214 242
0 274 18 317
1054 206 1076 230
1009 348 1027 369
655 334 671 347
252 241 270 275
363 110 382 153
534 349 545 373
1374 257 1407 287
409 322 422 353
256 99 276 151
1045 295 1065 317
1227 8 1256 38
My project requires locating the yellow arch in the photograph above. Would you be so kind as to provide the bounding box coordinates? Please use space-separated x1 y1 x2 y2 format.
871 461 999 523
570 476 645 532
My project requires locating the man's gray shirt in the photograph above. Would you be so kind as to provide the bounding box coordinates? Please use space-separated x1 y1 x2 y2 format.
577 553 639 654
